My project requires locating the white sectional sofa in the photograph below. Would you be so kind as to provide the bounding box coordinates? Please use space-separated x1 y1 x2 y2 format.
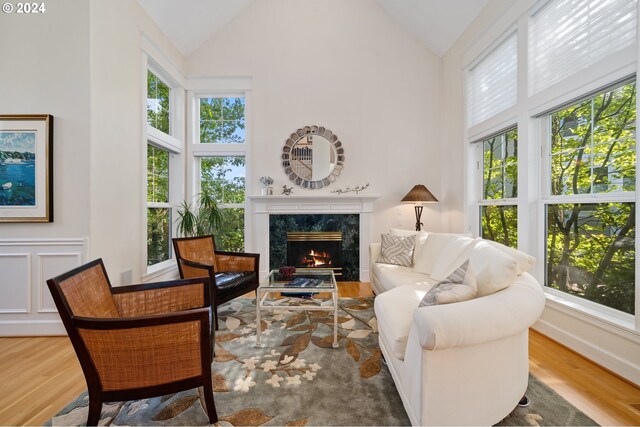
370 231 545 426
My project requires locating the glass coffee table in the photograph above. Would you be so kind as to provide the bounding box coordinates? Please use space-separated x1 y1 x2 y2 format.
256 269 338 348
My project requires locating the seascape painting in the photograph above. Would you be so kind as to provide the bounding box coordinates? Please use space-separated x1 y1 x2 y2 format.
0 131 36 207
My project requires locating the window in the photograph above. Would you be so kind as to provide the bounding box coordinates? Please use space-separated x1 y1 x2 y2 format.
467 32 517 127
529 0 637 94
196 96 248 251
143 60 183 273
147 144 171 265
545 80 636 314
200 97 245 144
477 128 518 247
147 71 170 134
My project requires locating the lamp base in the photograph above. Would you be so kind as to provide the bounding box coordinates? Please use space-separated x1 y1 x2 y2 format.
414 205 423 231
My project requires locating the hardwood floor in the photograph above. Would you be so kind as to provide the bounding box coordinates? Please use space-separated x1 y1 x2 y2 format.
0 281 638 426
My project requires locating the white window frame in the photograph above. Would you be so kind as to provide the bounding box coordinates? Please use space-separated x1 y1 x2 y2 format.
142 51 185 278
187 87 252 251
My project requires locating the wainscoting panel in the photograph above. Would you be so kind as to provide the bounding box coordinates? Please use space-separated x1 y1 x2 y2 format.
0 254 31 313
37 253 83 313
0 238 87 336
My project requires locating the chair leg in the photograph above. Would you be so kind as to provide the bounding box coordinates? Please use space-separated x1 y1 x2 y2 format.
202 382 218 424
214 305 219 331
86 395 102 426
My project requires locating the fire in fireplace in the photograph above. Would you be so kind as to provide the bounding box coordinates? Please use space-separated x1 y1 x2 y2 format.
287 232 342 277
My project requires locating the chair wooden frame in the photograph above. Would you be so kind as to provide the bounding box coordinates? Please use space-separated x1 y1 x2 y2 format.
173 235 260 330
47 259 217 426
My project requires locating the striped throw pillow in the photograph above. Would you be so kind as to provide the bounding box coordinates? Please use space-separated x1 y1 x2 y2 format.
377 234 415 267
419 260 477 306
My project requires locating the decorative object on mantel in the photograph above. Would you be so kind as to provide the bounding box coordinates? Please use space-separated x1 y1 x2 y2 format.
259 176 274 196
0 114 54 223
281 125 345 189
401 184 439 231
282 185 293 195
331 183 370 195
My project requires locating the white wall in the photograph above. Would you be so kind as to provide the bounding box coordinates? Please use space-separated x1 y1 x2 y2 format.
0 0 91 335
89 0 186 285
441 0 640 385
187 0 443 238
0 0 91 238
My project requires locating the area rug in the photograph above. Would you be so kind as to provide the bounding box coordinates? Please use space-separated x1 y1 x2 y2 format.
47 297 597 426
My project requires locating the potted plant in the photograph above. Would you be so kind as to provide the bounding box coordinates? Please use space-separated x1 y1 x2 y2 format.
176 189 223 237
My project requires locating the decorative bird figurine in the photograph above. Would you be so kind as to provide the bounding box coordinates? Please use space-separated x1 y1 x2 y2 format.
282 185 293 195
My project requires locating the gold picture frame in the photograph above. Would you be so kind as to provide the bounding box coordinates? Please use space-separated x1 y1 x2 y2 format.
0 114 53 222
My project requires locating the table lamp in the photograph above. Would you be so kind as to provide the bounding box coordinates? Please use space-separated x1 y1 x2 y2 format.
401 184 438 231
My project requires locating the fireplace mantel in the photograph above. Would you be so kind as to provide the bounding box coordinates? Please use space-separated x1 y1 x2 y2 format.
249 194 380 281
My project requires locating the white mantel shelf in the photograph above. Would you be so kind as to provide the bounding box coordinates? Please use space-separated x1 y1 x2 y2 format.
249 194 380 282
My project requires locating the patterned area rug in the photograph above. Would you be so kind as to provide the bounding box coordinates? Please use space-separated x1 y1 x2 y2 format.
47 297 597 426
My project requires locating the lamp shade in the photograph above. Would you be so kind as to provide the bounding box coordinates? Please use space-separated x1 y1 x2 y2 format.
401 185 438 203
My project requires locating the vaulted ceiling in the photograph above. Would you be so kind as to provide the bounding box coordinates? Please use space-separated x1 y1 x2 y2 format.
137 0 490 57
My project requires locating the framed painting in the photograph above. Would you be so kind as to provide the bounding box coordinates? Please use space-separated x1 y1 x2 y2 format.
0 115 53 222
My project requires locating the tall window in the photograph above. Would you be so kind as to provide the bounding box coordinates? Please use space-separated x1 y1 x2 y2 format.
147 144 171 265
197 96 247 251
478 128 518 247
144 64 182 272
545 80 636 314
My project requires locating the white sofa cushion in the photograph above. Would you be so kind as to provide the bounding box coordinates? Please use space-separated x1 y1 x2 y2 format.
414 233 461 275
486 240 536 275
378 234 415 267
374 284 429 360
430 237 480 281
372 262 437 293
469 241 519 297
419 260 477 306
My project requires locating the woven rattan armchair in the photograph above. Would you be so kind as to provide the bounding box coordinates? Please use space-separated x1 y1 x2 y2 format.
46 259 217 426
173 235 260 330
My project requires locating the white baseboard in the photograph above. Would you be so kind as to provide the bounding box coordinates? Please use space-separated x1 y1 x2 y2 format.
0 320 66 336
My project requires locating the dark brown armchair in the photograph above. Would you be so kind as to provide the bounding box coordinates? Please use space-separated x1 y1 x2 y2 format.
46 259 217 426
173 235 260 330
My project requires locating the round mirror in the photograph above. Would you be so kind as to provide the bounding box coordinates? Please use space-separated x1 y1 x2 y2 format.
281 125 345 189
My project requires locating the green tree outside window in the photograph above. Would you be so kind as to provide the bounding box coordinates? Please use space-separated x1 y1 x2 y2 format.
546 81 636 314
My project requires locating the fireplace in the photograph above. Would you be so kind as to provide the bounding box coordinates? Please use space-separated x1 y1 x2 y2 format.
268 213 362 281
287 232 343 277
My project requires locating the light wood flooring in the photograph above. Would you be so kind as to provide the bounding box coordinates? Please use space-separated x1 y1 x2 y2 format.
0 281 638 426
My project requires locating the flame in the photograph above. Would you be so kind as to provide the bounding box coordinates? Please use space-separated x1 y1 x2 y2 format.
302 249 333 267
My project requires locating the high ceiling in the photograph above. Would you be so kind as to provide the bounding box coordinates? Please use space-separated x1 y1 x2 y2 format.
137 0 490 57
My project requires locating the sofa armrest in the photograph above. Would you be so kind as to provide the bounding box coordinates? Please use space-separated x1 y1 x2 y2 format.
369 243 381 266
412 273 545 350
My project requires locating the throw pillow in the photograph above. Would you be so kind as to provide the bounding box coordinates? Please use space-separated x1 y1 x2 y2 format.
485 240 536 275
377 233 415 267
414 233 461 275
419 260 477 306
469 241 518 297
430 237 481 281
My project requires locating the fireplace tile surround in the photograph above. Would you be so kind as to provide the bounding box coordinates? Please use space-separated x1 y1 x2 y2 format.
249 194 379 282
272 216 358 280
